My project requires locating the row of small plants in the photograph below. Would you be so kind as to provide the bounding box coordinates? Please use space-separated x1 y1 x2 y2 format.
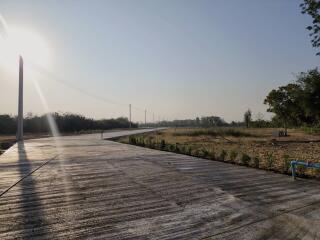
127 135 315 177
172 128 256 138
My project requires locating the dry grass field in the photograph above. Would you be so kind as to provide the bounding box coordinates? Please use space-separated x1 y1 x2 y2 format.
117 127 320 179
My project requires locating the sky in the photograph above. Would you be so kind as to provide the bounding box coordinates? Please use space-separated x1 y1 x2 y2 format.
0 0 319 122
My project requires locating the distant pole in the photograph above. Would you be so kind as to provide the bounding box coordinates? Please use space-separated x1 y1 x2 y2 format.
129 104 132 128
16 56 23 141
144 109 147 126
153 113 155 124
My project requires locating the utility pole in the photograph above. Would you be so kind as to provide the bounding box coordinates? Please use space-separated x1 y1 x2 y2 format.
153 113 155 124
144 109 147 126
129 104 131 128
16 56 23 141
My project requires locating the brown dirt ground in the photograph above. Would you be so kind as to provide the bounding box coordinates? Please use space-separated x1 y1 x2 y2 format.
118 128 320 178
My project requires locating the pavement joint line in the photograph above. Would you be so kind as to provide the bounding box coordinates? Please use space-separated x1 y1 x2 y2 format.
201 199 320 239
0 154 59 198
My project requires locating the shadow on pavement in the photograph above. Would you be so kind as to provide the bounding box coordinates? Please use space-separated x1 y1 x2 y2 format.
17 141 48 238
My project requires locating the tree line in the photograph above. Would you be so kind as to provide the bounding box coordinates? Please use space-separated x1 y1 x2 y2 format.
0 112 137 135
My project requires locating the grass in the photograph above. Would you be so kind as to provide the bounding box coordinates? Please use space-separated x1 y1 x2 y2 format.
116 127 320 179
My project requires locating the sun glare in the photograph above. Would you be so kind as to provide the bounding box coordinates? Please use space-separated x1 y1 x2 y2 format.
0 26 50 71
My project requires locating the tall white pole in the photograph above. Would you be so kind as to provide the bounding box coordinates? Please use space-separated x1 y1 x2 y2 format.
16 56 23 141
129 104 131 128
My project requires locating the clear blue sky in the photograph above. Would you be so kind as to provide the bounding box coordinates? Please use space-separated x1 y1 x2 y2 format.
0 0 319 122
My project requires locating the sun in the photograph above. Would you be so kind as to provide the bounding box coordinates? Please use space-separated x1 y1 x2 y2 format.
0 26 50 69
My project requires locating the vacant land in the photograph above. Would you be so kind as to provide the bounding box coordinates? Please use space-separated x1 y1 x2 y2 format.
116 127 320 178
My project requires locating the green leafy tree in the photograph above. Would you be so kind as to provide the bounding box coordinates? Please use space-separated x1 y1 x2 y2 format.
264 84 302 135
297 69 320 123
264 68 320 130
300 0 320 55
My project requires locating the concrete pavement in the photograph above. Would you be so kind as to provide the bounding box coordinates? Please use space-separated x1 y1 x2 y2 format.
0 129 320 239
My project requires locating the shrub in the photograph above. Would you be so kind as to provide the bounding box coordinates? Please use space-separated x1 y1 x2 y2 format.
229 150 238 162
253 156 260 168
201 148 210 158
266 153 274 170
129 136 136 145
283 154 291 173
168 144 176 152
193 149 200 157
209 150 216 160
220 150 227 161
149 140 156 149
160 139 166 150
175 144 180 153
241 153 251 166
138 137 145 147
186 146 192 155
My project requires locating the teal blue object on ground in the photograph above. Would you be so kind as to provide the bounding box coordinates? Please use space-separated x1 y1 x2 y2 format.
291 161 320 179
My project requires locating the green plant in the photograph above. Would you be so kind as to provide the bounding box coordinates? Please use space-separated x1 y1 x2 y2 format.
160 139 166 150
180 145 187 154
129 136 136 145
193 149 200 157
229 150 238 162
253 156 260 168
149 139 156 149
283 154 291 173
209 150 216 160
201 148 210 158
266 153 274 170
172 128 256 138
139 137 145 147
220 150 227 161
186 146 192 155
168 144 176 152
175 144 180 153
241 153 251 166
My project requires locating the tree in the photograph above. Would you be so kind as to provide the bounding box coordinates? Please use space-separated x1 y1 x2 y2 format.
297 68 320 123
264 84 303 135
244 109 252 128
300 0 320 55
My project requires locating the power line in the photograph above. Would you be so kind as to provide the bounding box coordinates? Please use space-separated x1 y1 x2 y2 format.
28 62 165 121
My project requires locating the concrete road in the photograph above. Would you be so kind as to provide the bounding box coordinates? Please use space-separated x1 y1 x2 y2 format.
0 128 320 239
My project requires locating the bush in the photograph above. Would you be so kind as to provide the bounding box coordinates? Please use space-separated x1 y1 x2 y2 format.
168 144 176 152
209 150 216 160
266 153 274 170
229 150 238 162
283 154 291 173
160 139 166 150
186 146 192 155
192 149 200 157
220 150 227 161
129 136 137 145
201 148 210 158
138 137 145 147
241 153 251 166
175 144 180 153
253 156 260 168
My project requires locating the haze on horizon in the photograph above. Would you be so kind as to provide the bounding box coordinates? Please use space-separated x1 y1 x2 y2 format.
0 0 319 123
